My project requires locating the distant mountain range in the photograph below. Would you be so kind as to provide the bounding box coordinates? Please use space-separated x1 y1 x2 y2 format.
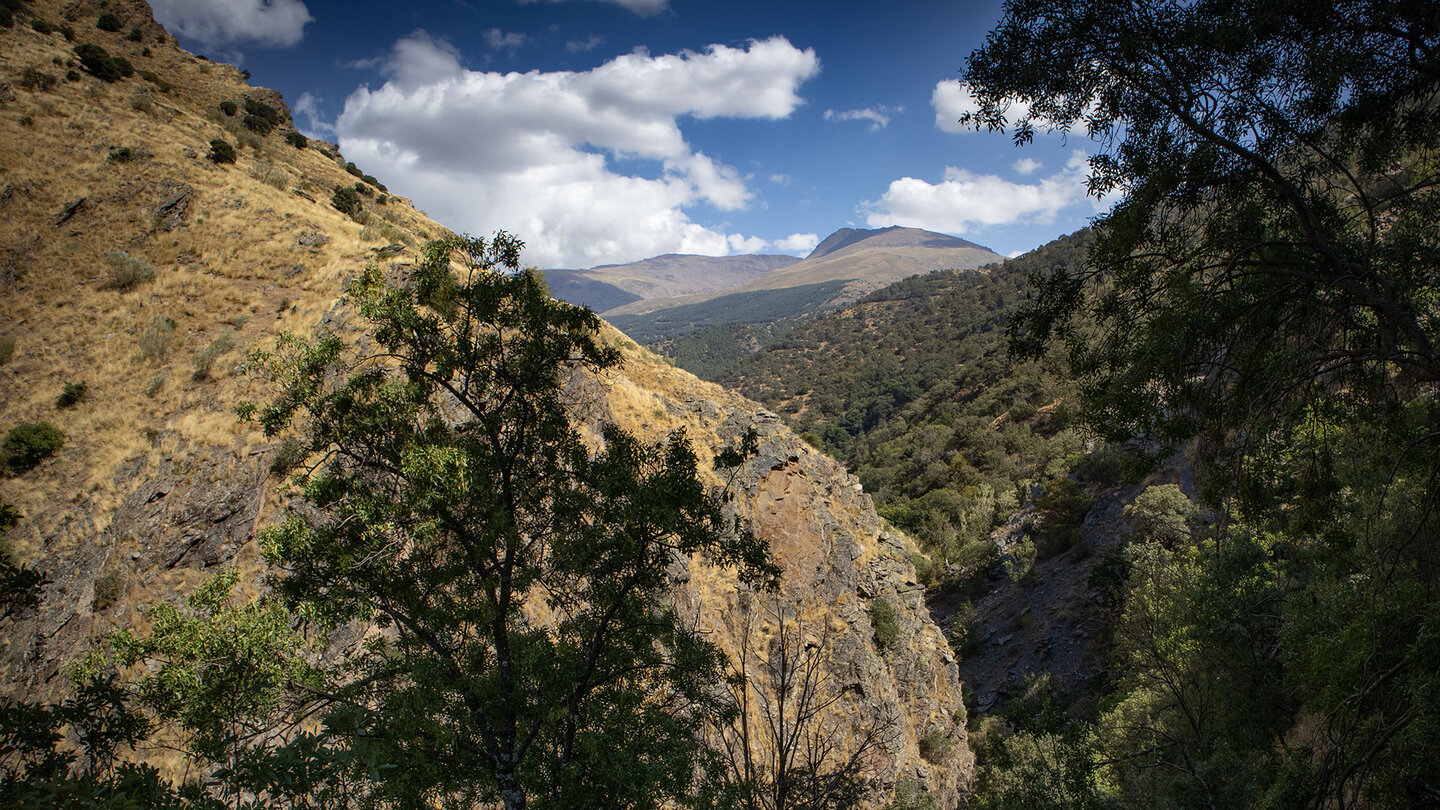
542 253 800 313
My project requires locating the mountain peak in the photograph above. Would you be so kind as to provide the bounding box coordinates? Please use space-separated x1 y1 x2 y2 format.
807 226 992 260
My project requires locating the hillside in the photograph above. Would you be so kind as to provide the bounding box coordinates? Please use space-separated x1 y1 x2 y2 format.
606 226 1004 357
0 2 971 805
546 251 801 312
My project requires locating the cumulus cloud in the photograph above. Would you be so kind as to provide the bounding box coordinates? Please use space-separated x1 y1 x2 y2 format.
863 151 1090 234
823 105 902 131
931 79 1038 134
292 92 334 136
774 233 820 254
518 0 669 16
1013 157 1042 175
484 28 528 54
337 33 820 267
150 0 312 49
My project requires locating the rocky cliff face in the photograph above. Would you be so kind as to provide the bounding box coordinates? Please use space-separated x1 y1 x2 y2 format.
0 1 971 803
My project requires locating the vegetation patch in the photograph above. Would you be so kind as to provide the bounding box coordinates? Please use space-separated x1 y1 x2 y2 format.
73 43 132 82
101 251 155 291
2 422 64 473
55 381 87 409
207 138 236 164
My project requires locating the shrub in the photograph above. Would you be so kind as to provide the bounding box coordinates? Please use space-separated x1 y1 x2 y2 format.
3 422 65 473
102 251 155 291
74 43 133 82
19 67 56 91
1032 476 1093 556
232 127 262 152
127 90 152 112
127 26 143 42
56 381 87 408
218 99 236 116
145 374 164 397
107 146 136 163
870 596 900 648
249 160 288 190
138 314 176 362
354 181 373 197
208 138 236 164
59 23 73 41
284 130 307 149
65 69 79 82
192 328 236 381
331 184 363 219
242 98 279 135
344 161 363 178
91 569 124 612
0 336 13 365
96 12 122 32
270 435 305 476
0 9 11 28
29 17 53 35
918 727 952 764
138 69 169 92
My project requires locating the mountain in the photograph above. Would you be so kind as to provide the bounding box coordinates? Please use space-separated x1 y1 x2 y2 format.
604 226 1006 379
546 252 801 312
0 1 970 803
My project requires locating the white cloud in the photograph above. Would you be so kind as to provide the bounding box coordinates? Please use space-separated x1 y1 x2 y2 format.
769 173 792 186
567 35 604 53
1013 157 1042 175
774 233 819 254
518 0 669 16
931 79 1034 134
484 28 528 53
292 92 334 137
728 234 770 253
337 33 820 267
151 0 312 49
823 105 902 131
863 151 1090 234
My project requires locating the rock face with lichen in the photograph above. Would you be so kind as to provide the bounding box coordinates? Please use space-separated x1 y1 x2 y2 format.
0 0 972 804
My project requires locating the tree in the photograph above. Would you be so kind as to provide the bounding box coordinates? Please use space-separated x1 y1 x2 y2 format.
243 233 777 810
712 594 895 810
965 0 1440 460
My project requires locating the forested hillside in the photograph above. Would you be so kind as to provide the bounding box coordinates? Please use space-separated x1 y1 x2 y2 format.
722 232 1094 590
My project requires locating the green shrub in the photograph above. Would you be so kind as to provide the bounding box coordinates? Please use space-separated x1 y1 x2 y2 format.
127 26 142 42
3 422 65 473
284 130 308 149
59 23 73 41
870 596 900 648
128 90 152 112
362 174 385 192
1032 476 1093 556
138 69 169 92
29 17 53 34
139 314 176 362
208 138 236 164
65 69 79 82
242 98 279 135
56 381 87 408
145 374 164 397
232 127 262 152
192 328 236 381
919 726 952 764
107 146 135 163
249 159 288 190
270 435 305 476
331 184 363 220
887 778 939 810
96 12 122 32
218 99 236 116
19 67 56 91
91 569 124 612
344 161 363 178
73 43 132 82
0 336 13 366
102 251 155 291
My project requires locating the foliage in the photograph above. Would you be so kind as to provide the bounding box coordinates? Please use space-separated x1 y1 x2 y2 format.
217 99 235 117
56 381 86 409
102 251 155 291
73 43 132 82
1029 476 1091 556
90 569 123 612
330 184 362 219
191 328 235 381
868 596 900 649
19 66 55 91
0 501 45 621
886 779 938 810
206 138 235 165
95 12 121 32
284 129 307 149
241 232 777 809
242 98 279 136
1122 484 1197 547
139 314 177 363
609 280 850 345
0 336 14 366
2 421 64 473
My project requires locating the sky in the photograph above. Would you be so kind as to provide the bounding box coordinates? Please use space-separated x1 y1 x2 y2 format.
149 0 1106 268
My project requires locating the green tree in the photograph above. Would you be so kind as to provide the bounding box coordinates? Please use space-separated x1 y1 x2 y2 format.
967 0 1440 459
243 233 777 810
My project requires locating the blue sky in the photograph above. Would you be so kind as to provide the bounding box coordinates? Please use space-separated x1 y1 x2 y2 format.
151 0 1104 267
